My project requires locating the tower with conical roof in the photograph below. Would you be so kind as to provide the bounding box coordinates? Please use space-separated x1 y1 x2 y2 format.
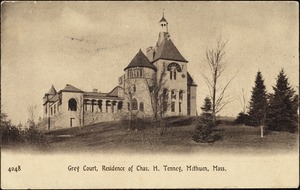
122 49 157 115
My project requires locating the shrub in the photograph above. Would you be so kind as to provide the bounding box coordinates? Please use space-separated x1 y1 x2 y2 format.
23 126 48 146
1 125 24 144
234 112 253 125
193 113 220 143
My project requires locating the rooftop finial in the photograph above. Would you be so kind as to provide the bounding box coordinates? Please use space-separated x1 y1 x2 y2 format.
159 9 167 23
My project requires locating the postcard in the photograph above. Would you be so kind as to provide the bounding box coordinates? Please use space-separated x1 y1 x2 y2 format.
1 1 299 189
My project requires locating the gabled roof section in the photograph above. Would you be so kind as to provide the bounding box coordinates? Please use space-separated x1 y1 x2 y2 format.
61 84 83 93
107 86 122 97
124 49 157 71
153 37 188 63
187 72 197 87
46 85 57 95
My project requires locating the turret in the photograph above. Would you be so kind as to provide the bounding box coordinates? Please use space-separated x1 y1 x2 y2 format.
157 13 169 46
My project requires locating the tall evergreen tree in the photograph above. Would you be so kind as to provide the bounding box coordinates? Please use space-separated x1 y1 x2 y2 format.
248 71 268 126
267 69 298 133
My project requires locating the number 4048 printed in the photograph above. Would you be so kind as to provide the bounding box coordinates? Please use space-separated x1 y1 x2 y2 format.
8 166 21 172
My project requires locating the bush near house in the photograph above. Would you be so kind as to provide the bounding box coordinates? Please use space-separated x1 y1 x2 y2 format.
193 113 221 143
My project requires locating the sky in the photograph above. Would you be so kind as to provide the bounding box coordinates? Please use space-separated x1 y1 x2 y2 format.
1 1 299 125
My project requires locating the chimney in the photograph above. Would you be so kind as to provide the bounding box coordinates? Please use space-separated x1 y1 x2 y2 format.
93 89 98 92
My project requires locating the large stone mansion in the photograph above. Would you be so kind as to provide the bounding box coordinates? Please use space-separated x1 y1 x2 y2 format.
42 14 197 129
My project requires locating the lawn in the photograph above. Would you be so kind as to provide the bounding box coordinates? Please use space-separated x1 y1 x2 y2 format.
35 116 299 155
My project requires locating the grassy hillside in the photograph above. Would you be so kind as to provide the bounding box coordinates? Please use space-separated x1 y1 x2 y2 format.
40 116 298 155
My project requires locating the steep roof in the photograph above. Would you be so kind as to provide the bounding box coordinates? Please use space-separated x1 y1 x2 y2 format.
153 37 188 63
159 15 167 23
61 84 83 93
187 72 197 87
124 49 157 71
48 94 59 102
46 85 57 95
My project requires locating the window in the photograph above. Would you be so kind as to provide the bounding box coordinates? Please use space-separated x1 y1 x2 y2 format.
140 102 144 111
68 98 77 111
91 100 96 112
132 98 138 110
54 105 56 114
140 69 143 77
98 100 102 112
128 102 131 110
179 102 182 113
45 107 47 114
179 90 183 100
168 62 182 80
171 102 175 112
118 101 123 110
51 107 53 115
171 90 176 99
106 100 110 112
133 85 136 92
112 101 117 113
163 101 168 112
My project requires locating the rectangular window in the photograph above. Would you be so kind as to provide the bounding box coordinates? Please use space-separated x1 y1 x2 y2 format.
179 102 182 113
163 101 168 112
51 107 53 115
45 107 47 114
54 105 56 114
171 102 175 112
174 71 176 80
140 69 143 77
170 71 172 80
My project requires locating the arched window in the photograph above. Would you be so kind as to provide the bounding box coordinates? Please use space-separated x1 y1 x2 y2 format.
132 98 138 110
140 102 144 111
128 102 131 110
91 99 96 112
168 62 181 80
106 100 111 113
112 101 117 113
179 90 183 100
98 100 102 112
171 90 176 100
68 98 77 111
118 101 123 110
140 68 143 77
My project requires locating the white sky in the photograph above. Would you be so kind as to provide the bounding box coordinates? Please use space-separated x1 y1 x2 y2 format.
1 1 299 125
